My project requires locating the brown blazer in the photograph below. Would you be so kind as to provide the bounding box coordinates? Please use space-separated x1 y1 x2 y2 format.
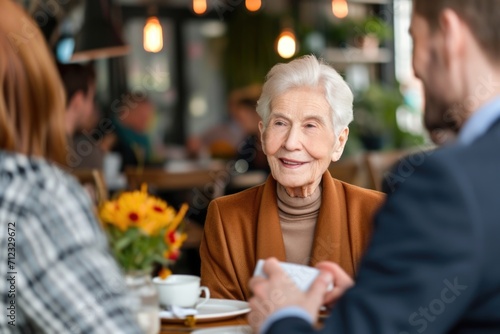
200 171 385 301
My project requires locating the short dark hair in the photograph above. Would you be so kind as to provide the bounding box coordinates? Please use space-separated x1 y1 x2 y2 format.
237 98 258 110
413 0 500 64
56 63 96 106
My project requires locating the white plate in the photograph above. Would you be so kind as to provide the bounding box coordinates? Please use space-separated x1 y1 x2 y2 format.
192 325 252 334
160 298 250 323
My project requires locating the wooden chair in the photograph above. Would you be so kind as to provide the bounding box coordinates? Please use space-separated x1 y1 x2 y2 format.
364 150 409 192
71 169 108 205
125 167 226 198
328 154 368 187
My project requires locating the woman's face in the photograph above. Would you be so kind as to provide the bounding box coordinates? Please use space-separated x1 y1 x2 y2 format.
259 86 348 197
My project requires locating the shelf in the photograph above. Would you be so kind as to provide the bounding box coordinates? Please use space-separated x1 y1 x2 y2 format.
322 47 392 64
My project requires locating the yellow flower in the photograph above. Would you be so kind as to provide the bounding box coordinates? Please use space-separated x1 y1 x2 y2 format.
164 231 187 261
142 197 176 235
98 183 189 272
159 267 172 279
168 203 189 233
100 201 126 230
165 230 187 249
100 189 149 230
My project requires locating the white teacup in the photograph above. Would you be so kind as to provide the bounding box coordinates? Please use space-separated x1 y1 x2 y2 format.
153 275 210 309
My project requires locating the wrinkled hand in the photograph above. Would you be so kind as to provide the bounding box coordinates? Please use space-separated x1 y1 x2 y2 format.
315 261 354 307
248 258 332 333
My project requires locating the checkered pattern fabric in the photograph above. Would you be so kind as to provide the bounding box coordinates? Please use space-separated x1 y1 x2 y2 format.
0 151 142 333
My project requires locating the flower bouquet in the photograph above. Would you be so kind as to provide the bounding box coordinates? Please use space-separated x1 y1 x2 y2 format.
99 184 188 275
98 185 188 333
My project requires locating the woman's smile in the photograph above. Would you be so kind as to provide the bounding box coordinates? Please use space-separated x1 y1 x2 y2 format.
279 158 308 169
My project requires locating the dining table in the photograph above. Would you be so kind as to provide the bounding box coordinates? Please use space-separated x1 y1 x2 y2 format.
160 315 249 333
158 311 328 333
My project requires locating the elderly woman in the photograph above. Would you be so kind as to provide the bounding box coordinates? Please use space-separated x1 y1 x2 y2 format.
200 55 385 301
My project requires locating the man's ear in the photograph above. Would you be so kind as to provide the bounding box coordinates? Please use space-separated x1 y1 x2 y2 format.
331 127 349 162
68 90 85 113
439 9 466 68
258 121 266 154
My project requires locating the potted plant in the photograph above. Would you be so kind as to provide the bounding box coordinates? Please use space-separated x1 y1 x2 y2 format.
326 16 392 50
352 83 405 150
352 83 426 151
327 18 356 48
356 16 392 48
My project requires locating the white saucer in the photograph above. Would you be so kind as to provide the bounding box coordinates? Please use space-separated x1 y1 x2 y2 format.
160 298 250 323
192 325 252 334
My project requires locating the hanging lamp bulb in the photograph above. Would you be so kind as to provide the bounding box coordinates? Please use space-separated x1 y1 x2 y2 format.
193 0 207 15
332 0 349 19
245 0 262 12
276 30 296 59
143 16 163 53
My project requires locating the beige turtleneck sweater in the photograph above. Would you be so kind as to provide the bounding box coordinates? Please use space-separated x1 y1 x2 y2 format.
277 183 322 265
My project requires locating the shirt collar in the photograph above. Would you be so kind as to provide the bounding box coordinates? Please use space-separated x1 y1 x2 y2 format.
458 96 500 145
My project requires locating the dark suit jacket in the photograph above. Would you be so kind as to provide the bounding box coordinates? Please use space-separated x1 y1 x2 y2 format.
200 171 384 300
268 120 500 333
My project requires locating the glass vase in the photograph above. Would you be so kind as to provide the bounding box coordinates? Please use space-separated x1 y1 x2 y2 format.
125 271 160 334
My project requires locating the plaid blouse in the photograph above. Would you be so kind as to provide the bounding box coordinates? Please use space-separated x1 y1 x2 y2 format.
0 151 142 333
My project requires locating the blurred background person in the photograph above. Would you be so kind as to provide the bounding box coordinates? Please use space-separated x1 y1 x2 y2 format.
111 95 162 171
186 84 263 163
227 95 271 194
57 62 114 170
0 1 141 332
233 97 269 173
57 63 96 138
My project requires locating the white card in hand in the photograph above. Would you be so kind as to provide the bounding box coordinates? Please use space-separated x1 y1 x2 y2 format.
253 259 333 292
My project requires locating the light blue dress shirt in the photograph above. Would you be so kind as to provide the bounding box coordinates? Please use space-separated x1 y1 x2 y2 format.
458 96 500 145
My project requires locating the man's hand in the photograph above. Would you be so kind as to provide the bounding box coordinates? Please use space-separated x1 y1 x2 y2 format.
315 261 354 307
248 258 332 333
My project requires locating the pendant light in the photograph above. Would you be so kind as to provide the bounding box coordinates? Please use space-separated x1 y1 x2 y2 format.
276 29 297 59
332 0 349 19
193 0 207 15
143 16 163 53
246 0 262 12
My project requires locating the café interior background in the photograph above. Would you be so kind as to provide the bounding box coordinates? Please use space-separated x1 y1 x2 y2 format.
19 0 424 157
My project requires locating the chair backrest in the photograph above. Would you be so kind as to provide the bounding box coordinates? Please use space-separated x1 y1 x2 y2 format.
364 150 408 192
71 169 108 205
328 157 361 186
125 167 226 199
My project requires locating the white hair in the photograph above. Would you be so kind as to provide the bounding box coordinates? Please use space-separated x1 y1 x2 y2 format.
256 55 353 136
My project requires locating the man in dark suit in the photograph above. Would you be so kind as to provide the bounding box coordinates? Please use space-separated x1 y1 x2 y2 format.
249 0 500 333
